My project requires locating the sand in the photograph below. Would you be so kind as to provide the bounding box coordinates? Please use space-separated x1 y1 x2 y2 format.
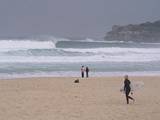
0 76 159 120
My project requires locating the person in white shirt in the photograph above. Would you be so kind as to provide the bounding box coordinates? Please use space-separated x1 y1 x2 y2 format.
81 66 85 78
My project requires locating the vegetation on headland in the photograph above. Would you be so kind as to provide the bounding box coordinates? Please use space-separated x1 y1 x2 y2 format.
104 20 160 42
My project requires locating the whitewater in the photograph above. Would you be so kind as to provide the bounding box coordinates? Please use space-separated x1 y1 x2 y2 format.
0 37 160 79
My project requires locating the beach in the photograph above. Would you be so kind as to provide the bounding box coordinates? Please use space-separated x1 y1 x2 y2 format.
0 76 159 120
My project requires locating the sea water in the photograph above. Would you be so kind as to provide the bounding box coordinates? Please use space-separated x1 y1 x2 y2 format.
0 36 160 79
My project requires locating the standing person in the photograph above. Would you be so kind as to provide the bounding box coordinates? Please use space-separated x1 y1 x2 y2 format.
86 66 89 78
123 75 135 104
81 66 85 78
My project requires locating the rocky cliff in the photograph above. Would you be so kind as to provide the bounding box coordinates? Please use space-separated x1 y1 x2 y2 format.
105 20 160 42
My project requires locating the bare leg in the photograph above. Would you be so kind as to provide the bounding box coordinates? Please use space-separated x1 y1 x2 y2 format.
128 95 135 102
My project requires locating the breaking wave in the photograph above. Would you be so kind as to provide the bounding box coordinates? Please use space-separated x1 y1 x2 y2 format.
1 36 160 78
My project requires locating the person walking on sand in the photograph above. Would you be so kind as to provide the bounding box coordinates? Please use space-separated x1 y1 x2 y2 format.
81 66 85 78
86 66 89 78
123 75 135 104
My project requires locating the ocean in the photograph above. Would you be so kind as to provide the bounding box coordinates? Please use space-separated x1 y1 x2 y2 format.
1 36 160 79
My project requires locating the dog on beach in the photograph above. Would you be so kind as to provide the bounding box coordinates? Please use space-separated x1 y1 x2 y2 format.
74 79 79 83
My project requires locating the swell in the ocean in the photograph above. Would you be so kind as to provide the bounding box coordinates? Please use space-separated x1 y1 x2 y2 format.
1 40 160 63
0 36 160 78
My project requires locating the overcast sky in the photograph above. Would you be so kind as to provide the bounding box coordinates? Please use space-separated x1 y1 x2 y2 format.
0 0 160 39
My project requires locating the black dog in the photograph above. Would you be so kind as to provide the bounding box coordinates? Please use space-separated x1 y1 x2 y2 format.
74 79 79 83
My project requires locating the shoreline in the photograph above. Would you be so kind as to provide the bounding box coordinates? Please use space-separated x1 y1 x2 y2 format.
1 75 160 81
1 71 160 80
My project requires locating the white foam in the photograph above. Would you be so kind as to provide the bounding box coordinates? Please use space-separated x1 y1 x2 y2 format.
0 52 160 63
62 47 160 54
0 39 160 63
0 40 56 52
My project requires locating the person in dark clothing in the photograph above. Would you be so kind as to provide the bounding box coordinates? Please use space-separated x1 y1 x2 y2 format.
124 75 135 104
86 66 89 78
81 66 85 78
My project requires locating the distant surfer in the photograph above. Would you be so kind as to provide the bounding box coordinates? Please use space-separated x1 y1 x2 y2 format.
123 75 135 104
81 66 85 78
85 66 89 78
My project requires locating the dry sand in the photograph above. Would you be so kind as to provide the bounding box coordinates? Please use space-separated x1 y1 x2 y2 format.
0 76 159 120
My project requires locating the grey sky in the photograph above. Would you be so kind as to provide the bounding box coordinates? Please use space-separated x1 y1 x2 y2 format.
0 0 160 39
